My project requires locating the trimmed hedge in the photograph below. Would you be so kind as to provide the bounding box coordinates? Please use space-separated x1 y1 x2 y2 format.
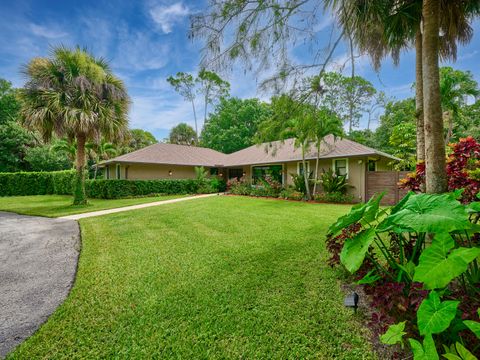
85 179 202 199
0 170 225 199
0 170 75 196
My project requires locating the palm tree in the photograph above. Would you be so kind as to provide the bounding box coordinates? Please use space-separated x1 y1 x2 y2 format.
91 139 117 179
51 139 77 165
20 46 130 204
311 108 344 195
439 67 479 144
325 0 479 193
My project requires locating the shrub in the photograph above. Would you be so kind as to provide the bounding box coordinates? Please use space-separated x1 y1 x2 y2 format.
320 168 348 194
0 170 75 196
85 179 202 199
291 173 308 194
227 177 253 195
279 187 304 200
399 137 480 203
314 191 354 203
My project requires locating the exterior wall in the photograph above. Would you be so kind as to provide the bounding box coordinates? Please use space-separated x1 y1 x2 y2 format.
105 163 215 180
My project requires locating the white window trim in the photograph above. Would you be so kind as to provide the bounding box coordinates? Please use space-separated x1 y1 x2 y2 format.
296 161 310 176
332 158 349 179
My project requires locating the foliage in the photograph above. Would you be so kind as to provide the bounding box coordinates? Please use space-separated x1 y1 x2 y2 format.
24 145 71 171
389 122 417 170
169 123 197 145
0 170 75 196
226 176 252 195
0 79 21 125
290 173 309 195
326 191 480 357
400 137 480 203
119 129 157 154
320 168 348 194
85 178 223 199
278 187 304 201
200 97 271 153
20 46 130 205
0 121 35 172
315 72 376 133
314 192 355 204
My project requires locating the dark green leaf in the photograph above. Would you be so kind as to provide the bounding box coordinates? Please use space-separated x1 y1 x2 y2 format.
408 334 439 360
328 202 366 236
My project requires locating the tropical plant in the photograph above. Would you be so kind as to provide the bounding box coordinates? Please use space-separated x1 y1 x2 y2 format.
169 123 197 145
326 190 480 358
197 69 230 125
194 166 208 183
20 46 130 204
320 168 348 194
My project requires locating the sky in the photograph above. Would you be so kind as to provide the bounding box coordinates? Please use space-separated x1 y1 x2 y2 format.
1 0 479 140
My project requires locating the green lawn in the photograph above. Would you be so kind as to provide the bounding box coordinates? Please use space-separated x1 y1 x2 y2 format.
8 196 375 359
0 194 187 217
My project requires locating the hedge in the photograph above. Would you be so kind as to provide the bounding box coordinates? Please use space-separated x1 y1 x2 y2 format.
85 179 202 199
0 171 226 199
0 170 75 196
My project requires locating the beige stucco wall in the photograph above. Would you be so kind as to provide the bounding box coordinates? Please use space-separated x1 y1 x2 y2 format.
105 163 220 180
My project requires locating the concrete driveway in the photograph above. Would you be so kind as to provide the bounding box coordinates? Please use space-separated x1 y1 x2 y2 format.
0 212 80 358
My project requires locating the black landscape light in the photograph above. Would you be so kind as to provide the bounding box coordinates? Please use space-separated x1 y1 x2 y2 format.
344 292 359 313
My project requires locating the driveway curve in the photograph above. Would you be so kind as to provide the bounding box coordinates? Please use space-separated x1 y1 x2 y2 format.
0 212 80 358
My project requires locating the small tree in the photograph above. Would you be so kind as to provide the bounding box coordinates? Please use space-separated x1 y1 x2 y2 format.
21 46 130 205
168 123 197 145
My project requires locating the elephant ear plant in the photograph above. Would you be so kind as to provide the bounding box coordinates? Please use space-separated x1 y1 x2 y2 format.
326 191 480 359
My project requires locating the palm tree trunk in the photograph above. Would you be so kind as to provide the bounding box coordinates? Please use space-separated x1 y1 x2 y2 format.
73 133 87 205
415 29 425 163
302 145 311 200
313 141 321 195
422 0 447 194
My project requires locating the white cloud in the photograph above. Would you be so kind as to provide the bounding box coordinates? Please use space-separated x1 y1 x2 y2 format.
30 23 68 39
149 2 189 34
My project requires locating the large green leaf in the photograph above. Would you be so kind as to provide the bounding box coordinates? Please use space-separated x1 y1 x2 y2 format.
380 193 471 234
408 334 439 360
417 291 459 335
464 319 480 339
362 192 385 224
328 202 366 236
340 228 376 273
380 321 406 345
413 233 480 289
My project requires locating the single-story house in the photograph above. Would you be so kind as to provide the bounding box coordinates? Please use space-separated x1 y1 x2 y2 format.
100 135 400 202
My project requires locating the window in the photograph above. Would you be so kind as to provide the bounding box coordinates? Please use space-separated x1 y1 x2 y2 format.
297 161 310 176
116 164 121 179
368 159 377 172
210 167 219 176
333 159 348 177
106 166 110 179
228 168 244 179
252 165 283 184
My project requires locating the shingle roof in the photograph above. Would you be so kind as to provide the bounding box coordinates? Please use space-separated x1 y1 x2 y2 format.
103 142 228 167
103 136 399 167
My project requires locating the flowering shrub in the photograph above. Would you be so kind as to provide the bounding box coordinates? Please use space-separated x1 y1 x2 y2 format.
226 177 252 195
399 137 480 203
279 187 304 200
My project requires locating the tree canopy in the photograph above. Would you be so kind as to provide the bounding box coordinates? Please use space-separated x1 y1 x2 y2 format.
201 97 271 153
169 123 197 145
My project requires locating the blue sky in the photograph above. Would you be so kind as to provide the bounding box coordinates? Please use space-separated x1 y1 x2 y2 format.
1 0 479 140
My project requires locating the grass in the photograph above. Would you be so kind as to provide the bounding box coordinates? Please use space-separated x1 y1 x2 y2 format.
8 196 375 359
0 194 187 217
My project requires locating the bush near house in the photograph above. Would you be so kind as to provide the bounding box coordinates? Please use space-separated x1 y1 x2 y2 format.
0 171 225 198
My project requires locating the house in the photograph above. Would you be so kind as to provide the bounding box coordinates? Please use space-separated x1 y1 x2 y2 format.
101 135 400 202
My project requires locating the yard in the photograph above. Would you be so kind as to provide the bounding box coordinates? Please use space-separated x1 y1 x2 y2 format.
0 194 187 217
6 196 375 359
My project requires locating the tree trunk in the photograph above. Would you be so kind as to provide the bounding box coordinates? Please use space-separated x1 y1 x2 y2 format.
73 133 87 205
191 100 199 145
415 29 425 163
422 0 447 193
313 141 321 195
348 27 355 134
302 145 311 200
